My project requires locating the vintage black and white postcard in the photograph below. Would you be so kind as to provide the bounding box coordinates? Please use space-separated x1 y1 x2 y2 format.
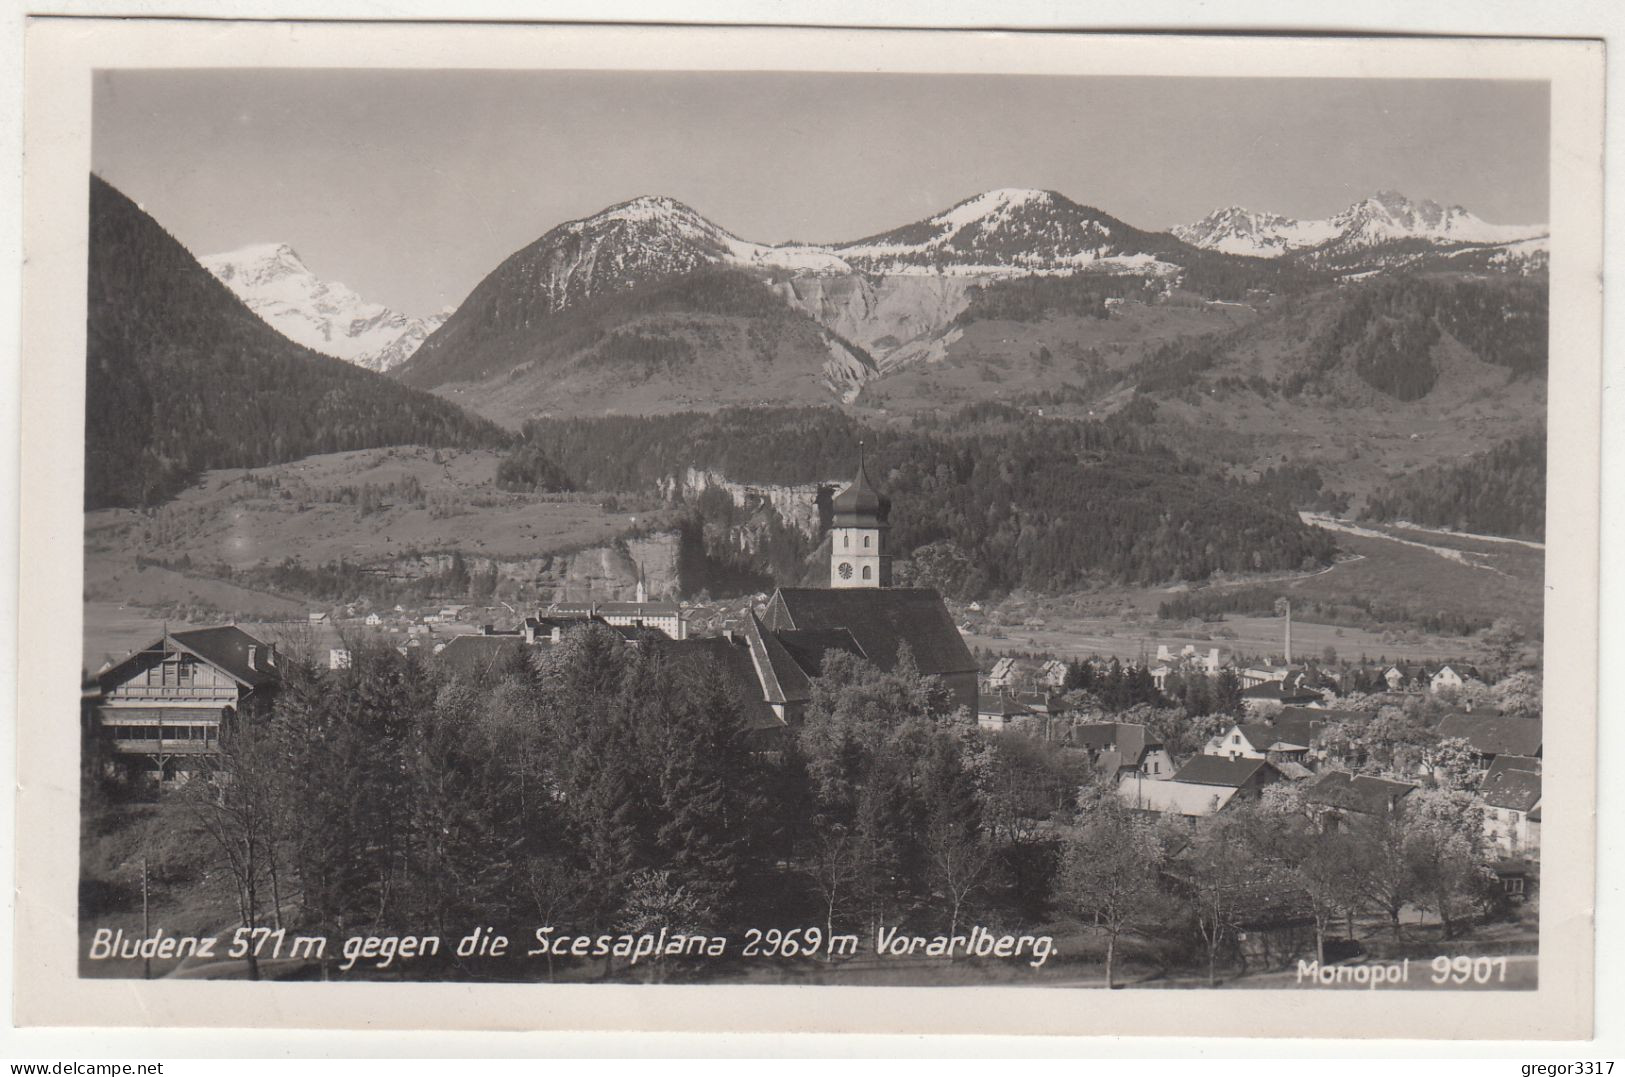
13 20 1605 1039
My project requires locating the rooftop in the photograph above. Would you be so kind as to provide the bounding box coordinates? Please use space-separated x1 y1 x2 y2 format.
100 624 279 691
1304 771 1418 815
1173 755 1274 788
1436 714 1543 758
766 587 976 678
1118 776 1239 816
1480 765 1542 813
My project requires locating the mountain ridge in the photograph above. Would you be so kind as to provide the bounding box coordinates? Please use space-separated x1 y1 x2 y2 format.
1174 190 1547 262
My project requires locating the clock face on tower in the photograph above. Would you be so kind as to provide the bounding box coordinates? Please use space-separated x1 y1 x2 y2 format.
837 562 853 580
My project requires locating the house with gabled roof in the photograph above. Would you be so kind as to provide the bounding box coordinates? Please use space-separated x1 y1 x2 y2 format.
1037 659 1070 690
1429 663 1485 694
1434 714 1542 769
1117 775 1241 819
1382 664 1428 692
1203 721 1319 765
1073 722 1174 780
1172 755 1282 796
91 625 280 784
1302 771 1417 829
976 692 1036 732
985 655 1021 691
1479 757 1541 857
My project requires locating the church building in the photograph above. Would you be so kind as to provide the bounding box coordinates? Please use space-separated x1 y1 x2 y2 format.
753 451 979 718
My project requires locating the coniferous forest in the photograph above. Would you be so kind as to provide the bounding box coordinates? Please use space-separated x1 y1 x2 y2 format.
1360 430 1547 541
510 405 1336 592
85 176 508 510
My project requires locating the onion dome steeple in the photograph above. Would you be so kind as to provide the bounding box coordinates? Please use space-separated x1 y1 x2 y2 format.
829 442 891 589
831 442 890 529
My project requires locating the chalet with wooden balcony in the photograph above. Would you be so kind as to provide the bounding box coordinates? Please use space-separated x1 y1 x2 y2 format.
90 625 280 783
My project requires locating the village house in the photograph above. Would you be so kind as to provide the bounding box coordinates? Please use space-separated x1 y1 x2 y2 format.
1037 659 1069 690
976 692 1037 732
1072 722 1175 780
986 655 1020 691
1171 755 1283 797
89 625 280 784
1117 755 1279 820
1302 771 1417 831
1429 663 1485 694
1479 756 1542 858
1381 664 1427 692
1434 713 1543 771
1203 721 1319 766
1116 775 1242 820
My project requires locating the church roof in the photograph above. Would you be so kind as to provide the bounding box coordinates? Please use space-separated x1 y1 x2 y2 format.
642 636 785 732
831 454 890 528
776 628 867 676
742 614 871 705
765 587 976 678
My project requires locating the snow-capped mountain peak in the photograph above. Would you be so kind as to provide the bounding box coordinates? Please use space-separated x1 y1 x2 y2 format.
206 242 311 286
201 244 445 372
934 187 1058 227
828 187 1186 276
1174 191 1546 259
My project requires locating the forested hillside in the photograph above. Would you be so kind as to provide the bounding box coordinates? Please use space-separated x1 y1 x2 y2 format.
86 175 507 509
512 405 1336 591
1360 430 1546 540
1299 275 1546 401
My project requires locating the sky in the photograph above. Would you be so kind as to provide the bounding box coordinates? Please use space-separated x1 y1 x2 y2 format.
92 70 1550 316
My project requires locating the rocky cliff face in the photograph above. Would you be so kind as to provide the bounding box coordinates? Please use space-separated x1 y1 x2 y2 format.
774 273 975 372
660 466 831 538
382 530 683 603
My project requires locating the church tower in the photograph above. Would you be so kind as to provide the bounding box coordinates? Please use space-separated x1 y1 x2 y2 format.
829 446 890 589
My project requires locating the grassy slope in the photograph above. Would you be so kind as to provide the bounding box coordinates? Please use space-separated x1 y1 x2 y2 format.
962 520 1541 665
